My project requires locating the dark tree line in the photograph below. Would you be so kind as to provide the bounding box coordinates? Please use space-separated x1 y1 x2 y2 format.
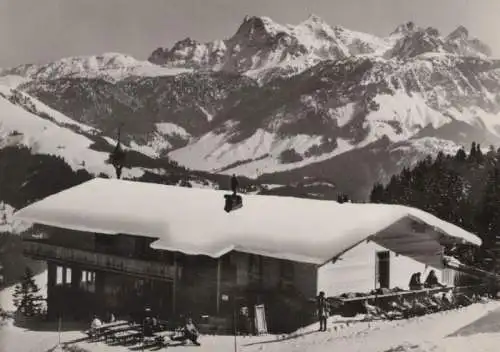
0 146 93 288
370 142 500 269
0 146 93 209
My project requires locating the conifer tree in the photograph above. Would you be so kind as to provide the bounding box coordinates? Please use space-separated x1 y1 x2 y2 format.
477 166 500 244
368 141 500 268
12 267 43 316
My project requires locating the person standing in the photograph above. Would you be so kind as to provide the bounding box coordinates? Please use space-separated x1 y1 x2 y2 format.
231 174 239 195
316 291 328 332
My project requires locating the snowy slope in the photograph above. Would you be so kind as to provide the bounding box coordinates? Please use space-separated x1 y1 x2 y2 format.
0 52 192 86
169 129 354 176
0 85 146 178
148 122 192 154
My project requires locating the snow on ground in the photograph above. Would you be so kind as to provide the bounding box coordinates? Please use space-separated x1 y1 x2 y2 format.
0 203 32 234
1 300 499 352
240 301 500 352
0 86 144 178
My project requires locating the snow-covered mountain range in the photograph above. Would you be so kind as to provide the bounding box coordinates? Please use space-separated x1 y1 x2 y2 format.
149 17 492 82
1 15 500 198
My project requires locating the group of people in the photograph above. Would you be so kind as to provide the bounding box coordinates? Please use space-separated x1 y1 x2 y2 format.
89 309 201 346
142 308 201 346
409 270 446 291
315 270 449 332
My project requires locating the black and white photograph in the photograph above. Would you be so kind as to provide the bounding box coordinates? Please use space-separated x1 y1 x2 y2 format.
1 0 500 351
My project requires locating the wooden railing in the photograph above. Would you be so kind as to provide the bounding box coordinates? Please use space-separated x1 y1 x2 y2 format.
338 285 480 303
23 240 176 281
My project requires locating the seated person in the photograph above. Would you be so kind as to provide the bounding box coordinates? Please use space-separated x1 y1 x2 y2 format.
409 272 423 290
89 315 103 338
143 312 160 338
424 270 446 288
170 317 201 346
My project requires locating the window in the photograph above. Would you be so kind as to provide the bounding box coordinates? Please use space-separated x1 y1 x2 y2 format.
55 265 72 286
56 266 63 285
65 267 72 284
80 270 96 293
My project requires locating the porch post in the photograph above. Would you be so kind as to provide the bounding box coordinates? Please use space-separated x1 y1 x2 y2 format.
46 262 57 320
216 258 222 315
172 253 177 315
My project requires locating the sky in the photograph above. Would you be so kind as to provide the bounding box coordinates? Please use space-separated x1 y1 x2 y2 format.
1 0 499 68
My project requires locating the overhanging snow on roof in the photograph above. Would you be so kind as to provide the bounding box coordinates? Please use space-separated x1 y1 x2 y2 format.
13 178 482 266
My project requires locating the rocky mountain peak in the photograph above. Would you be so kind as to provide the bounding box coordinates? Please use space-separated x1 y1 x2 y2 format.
392 21 418 35
302 13 330 27
235 15 283 40
447 25 469 41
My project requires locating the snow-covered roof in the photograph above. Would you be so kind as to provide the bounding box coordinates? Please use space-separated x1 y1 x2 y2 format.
13 178 481 266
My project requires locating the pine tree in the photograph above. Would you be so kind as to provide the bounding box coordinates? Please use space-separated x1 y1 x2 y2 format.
469 142 477 161
12 267 43 317
368 142 495 267
475 144 484 164
455 147 467 162
370 183 386 203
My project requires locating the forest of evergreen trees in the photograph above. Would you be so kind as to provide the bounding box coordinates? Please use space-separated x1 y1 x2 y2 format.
370 142 500 270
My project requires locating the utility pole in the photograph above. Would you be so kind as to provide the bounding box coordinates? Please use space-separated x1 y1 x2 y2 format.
57 314 62 348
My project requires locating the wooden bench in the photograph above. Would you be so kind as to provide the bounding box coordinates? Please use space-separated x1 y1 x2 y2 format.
105 324 142 343
113 330 143 345
84 320 130 340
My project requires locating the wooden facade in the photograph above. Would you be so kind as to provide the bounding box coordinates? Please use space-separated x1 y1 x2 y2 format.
22 227 318 332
